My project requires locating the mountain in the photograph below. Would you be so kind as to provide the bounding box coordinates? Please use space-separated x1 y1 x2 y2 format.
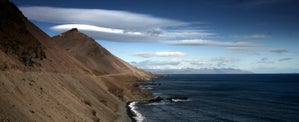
52 28 151 78
0 0 152 121
146 68 252 74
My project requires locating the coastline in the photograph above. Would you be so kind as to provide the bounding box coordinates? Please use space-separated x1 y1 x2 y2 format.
124 76 159 122
126 100 149 122
126 101 137 122
116 102 131 122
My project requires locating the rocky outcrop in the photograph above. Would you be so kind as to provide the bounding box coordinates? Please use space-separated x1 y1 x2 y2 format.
148 96 189 102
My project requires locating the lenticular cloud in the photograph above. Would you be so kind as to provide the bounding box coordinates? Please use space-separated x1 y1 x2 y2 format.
133 51 186 58
20 6 186 31
19 6 215 42
51 24 143 35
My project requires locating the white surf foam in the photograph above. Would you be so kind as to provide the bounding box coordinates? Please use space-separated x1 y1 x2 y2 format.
129 101 146 122
171 98 190 102
147 101 169 106
139 85 153 90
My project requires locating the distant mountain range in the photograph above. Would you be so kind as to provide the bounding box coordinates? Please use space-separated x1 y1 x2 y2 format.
145 68 252 74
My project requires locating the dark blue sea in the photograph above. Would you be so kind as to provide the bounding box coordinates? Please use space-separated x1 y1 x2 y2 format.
129 74 299 122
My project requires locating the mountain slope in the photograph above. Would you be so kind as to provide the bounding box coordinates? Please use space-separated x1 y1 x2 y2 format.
52 28 152 78
0 0 46 68
0 0 94 74
0 0 152 121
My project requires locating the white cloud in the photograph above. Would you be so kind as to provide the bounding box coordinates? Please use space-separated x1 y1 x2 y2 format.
147 68 250 74
167 39 253 47
20 6 186 31
130 57 249 73
131 57 239 70
186 59 206 66
133 51 186 58
131 59 183 69
258 57 274 64
270 49 288 54
232 34 269 40
161 30 214 39
210 57 240 63
209 57 240 68
279 58 292 62
226 46 263 55
146 65 186 70
20 6 215 42
52 24 127 34
131 59 181 66
51 24 159 42
244 34 269 40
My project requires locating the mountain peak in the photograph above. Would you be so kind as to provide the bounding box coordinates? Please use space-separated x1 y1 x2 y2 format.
69 28 78 32
61 28 79 35
59 28 91 38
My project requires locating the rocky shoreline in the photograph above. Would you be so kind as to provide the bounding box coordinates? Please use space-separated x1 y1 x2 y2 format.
126 101 137 122
126 77 189 122
126 96 189 122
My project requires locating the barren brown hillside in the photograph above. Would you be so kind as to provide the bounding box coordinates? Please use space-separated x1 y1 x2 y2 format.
52 28 152 78
0 0 153 121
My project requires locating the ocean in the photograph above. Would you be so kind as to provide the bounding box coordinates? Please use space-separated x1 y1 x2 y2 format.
128 74 299 122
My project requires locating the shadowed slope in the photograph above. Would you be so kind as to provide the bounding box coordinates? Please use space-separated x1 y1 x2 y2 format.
0 0 46 68
0 0 93 74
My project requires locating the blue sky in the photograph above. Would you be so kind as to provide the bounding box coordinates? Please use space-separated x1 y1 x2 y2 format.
12 0 299 73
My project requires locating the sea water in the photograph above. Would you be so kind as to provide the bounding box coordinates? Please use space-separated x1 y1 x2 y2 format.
130 74 299 122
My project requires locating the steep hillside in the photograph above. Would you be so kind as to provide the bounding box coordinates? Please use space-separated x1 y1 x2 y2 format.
0 0 153 121
0 0 46 68
52 28 152 78
0 0 93 74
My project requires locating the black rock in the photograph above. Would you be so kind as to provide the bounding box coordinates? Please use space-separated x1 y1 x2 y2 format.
148 96 164 102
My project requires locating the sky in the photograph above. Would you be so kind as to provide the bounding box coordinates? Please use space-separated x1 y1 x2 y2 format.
11 0 299 73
